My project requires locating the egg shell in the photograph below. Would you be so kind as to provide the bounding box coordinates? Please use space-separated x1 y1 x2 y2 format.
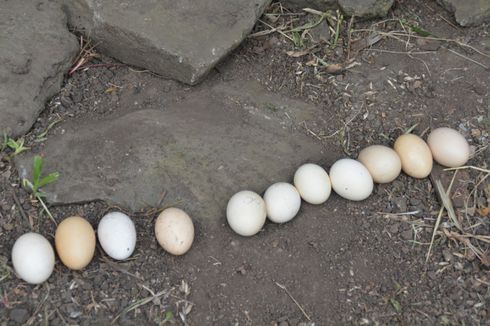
264 182 301 223
55 216 96 270
394 134 433 178
155 208 194 255
226 190 266 236
329 158 373 201
427 127 470 168
12 233 55 284
294 163 332 204
98 212 137 260
358 145 401 183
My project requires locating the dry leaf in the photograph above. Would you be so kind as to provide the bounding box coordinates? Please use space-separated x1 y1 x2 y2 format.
286 49 311 58
325 63 344 74
477 207 490 216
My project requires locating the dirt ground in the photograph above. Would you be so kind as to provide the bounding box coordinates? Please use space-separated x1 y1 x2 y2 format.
1 0 489 325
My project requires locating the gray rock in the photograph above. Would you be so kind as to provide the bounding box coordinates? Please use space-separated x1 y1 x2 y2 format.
337 0 394 18
15 82 332 218
437 0 490 26
62 0 271 85
280 0 394 18
280 0 337 11
0 1 78 138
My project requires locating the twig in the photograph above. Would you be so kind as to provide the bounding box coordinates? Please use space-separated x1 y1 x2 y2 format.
275 282 311 321
445 47 489 70
112 286 169 324
444 166 490 174
257 19 294 41
11 190 32 230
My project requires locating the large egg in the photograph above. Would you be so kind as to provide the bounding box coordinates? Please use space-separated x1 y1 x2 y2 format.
427 127 470 167
226 190 266 236
329 159 373 201
55 216 96 270
394 134 433 178
358 145 401 183
155 208 194 255
293 163 331 204
11 233 55 284
264 182 301 223
98 212 137 260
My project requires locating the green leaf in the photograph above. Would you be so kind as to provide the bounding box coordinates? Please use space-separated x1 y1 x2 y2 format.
38 172 60 188
33 155 44 187
390 298 402 313
410 25 431 37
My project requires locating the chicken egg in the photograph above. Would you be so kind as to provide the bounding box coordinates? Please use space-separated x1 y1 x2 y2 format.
329 158 373 201
11 233 55 284
226 190 266 236
264 182 301 223
293 163 331 204
155 207 194 255
98 212 137 260
427 127 470 167
358 145 401 183
55 216 96 270
394 134 433 178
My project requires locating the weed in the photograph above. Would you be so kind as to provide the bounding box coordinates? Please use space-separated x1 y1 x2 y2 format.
1 135 30 159
22 155 59 224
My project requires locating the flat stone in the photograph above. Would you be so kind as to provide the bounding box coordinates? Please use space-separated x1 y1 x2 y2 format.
0 1 78 138
337 0 394 18
63 0 271 85
280 0 337 11
438 0 490 26
15 82 331 218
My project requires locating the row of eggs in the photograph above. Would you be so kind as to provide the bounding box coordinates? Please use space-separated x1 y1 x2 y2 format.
11 208 195 284
226 127 470 236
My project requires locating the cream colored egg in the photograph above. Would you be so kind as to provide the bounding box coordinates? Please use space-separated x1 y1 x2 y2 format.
293 163 331 204
155 208 194 255
264 182 301 223
394 134 433 178
427 127 470 167
329 159 373 201
12 233 55 284
226 190 266 236
55 216 96 270
358 145 401 183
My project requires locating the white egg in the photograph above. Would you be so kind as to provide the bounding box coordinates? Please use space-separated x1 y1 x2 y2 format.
264 182 301 223
329 158 373 201
294 163 332 204
98 212 137 260
227 190 266 236
12 233 55 284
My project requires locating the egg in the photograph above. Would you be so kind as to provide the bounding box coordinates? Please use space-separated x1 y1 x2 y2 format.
155 208 194 255
427 127 470 167
55 216 96 270
98 212 136 260
394 134 433 178
226 190 266 236
358 145 401 183
11 233 55 284
329 158 373 201
264 182 301 223
293 163 331 204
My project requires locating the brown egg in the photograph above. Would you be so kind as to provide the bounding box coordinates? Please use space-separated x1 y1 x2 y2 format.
394 134 433 178
55 216 96 270
358 145 401 183
427 127 470 167
155 208 194 256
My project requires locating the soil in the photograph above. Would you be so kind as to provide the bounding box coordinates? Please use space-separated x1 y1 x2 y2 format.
1 1 489 325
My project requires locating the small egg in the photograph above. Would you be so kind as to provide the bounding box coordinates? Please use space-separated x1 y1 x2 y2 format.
155 208 194 255
264 182 301 223
358 145 401 183
98 212 136 260
226 190 266 236
11 233 55 284
55 216 96 270
427 127 470 167
293 163 331 204
394 134 433 178
329 158 373 201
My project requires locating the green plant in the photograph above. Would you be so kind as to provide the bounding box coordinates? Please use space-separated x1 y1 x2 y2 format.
22 155 59 224
1 136 30 159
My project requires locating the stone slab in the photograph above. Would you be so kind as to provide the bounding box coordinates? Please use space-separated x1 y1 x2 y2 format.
280 0 394 18
62 0 271 85
438 0 490 26
0 0 78 138
15 82 331 219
